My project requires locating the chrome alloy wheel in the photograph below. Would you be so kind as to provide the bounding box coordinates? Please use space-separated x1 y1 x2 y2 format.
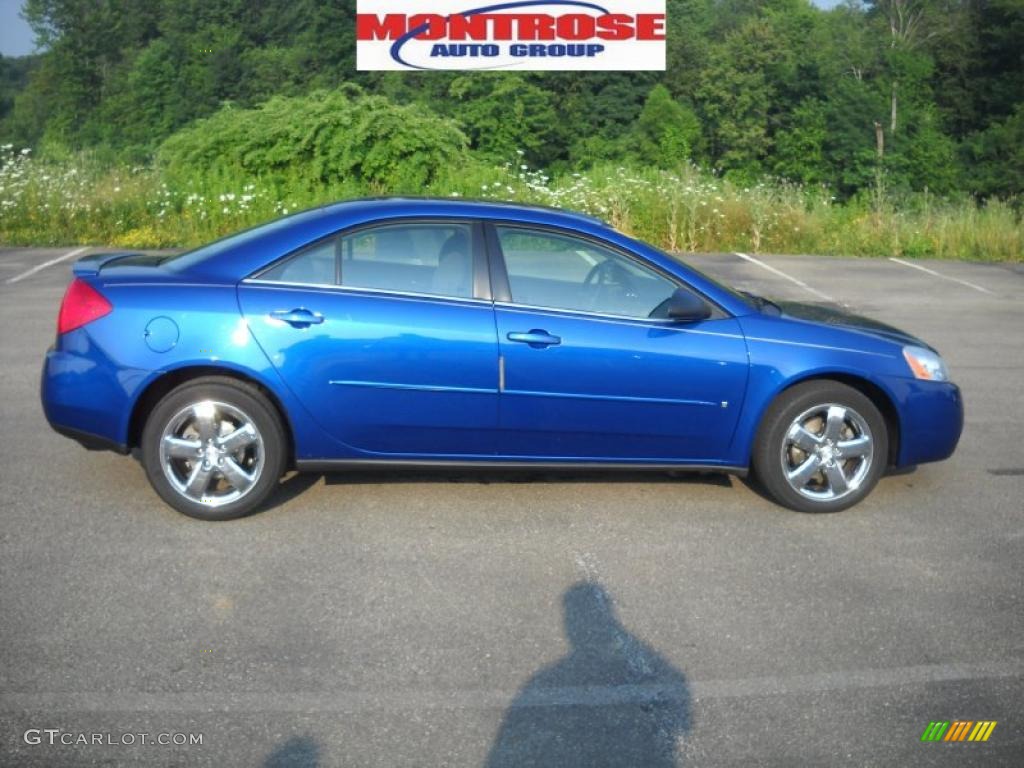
158 400 265 507
780 403 874 502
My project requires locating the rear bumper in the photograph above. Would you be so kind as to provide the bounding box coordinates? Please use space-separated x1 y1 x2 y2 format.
41 334 137 454
49 422 128 453
890 378 963 467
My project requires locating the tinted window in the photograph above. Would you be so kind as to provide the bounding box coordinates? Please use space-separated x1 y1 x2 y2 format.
259 222 476 300
497 227 678 318
260 239 337 285
341 223 474 298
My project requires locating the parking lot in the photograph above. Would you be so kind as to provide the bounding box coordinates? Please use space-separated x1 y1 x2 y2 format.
1 246 1021 766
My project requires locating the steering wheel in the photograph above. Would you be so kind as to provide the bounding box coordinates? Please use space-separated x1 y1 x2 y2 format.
584 259 623 286
583 259 637 311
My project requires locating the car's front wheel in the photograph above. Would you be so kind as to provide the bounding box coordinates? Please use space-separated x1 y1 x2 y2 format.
141 377 287 520
753 380 888 513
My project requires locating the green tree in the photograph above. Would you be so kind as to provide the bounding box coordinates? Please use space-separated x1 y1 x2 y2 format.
448 75 557 165
697 18 782 180
962 104 1024 199
634 84 701 168
91 40 183 155
887 105 960 194
773 99 828 184
0 55 37 126
1 0 1020 202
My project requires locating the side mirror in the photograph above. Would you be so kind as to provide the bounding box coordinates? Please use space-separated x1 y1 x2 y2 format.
667 288 712 322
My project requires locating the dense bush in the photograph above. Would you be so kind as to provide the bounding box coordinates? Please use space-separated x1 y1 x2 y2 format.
158 88 470 191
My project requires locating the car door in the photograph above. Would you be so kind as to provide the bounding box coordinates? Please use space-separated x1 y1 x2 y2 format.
489 223 749 462
238 220 499 458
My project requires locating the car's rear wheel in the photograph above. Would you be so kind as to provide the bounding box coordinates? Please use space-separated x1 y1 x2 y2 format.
141 377 286 520
753 380 888 513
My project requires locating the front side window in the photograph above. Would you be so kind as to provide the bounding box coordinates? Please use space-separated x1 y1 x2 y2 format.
496 227 678 318
259 222 476 300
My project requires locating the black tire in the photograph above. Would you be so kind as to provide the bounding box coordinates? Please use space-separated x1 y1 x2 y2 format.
141 376 287 520
752 380 888 513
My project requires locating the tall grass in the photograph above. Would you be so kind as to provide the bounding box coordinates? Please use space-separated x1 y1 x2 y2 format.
0 145 1020 260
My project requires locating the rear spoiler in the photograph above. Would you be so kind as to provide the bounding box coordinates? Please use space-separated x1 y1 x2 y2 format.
72 251 142 277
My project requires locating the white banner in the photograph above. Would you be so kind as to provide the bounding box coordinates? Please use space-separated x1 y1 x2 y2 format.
356 1 666 71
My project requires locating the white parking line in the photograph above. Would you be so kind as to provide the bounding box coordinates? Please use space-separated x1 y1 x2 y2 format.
888 257 995 295
1 659 1020 713
733 252 835 302
4 246 90 285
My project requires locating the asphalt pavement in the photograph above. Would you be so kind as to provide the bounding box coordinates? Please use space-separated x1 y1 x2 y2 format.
1 246 1022 766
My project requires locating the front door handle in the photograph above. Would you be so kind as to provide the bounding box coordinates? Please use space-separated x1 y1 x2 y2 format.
269 308 324 328
507 329 561 348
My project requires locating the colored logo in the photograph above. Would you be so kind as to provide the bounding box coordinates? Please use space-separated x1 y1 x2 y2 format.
920 721 997 742
356 0 666 71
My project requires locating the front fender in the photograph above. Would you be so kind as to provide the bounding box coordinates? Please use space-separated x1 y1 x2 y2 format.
727 314 910 467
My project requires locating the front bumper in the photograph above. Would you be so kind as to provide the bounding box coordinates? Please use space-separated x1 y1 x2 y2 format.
889 378 963 467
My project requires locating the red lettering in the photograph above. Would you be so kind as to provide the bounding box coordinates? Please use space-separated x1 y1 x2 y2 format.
635 14 666 41
410 14 448 40
515 14 556 40
356 11 665 43
596 14 635 41
490 15 514 40
447 13 491 41
556 14 596 40
355 14 408 41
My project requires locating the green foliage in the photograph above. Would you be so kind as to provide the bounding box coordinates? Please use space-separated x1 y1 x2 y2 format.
962 104 1024 199
91 40 183 158
158 89 469 191
772 100 827 184
0 55 37 126
0 0 1021 248
635 85 702 168
888 106 961 195
448 75 558 166
2 147 1019 261
697 18 781 181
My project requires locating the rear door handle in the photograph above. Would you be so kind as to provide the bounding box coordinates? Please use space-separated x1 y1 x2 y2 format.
269 308 324 328
507 330 561 348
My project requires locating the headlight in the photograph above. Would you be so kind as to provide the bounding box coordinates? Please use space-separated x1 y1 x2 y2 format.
903 345 949 382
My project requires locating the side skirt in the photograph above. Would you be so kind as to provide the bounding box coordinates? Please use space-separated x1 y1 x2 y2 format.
295 459 748 477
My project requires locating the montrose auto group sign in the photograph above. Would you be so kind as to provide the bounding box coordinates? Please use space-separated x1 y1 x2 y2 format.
356 1 666 71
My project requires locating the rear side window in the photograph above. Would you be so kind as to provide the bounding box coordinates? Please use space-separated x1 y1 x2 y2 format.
259 239 338 285
342 223 473 298
258 222 475 300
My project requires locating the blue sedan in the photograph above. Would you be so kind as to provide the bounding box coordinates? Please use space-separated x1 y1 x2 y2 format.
41 199 963 519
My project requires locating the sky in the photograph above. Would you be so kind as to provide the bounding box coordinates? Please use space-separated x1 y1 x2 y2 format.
0 0 34 57
0 0 849 58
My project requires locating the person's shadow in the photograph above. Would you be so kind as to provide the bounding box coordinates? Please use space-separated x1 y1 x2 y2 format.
486 582 691 768
262 735 320 768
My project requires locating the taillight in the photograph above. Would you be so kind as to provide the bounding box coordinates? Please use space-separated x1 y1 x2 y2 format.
57 278 113 334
